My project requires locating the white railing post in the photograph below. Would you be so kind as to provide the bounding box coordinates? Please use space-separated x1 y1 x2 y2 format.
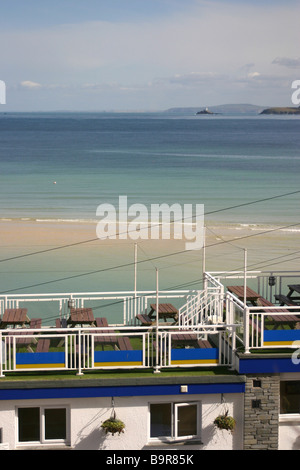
0 331 4 378
154 268 160 374
244 306 250 354
76 330 84 376
219 284 224 323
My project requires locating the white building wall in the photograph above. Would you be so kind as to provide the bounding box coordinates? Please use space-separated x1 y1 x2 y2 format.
0 392 244 450
279 420 300 450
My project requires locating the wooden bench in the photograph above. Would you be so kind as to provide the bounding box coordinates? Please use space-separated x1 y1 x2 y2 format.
36 338 50 353
117 337 133 351
68 307 95 327
274 294 299 307
149 303 178 324
196 339 212 349
171 333 198 348
0 308 30 328
55 318 68 328
94 317 118 347
258 297 300 328
10 319 42 350
136 314 153 326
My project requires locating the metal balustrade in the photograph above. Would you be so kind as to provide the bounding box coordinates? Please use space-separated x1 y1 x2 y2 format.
0 323 236 376
1 270 300 377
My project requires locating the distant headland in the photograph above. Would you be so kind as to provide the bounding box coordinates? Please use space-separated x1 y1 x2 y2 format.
163 104 300 116
163 104 265 115
260 106 300 115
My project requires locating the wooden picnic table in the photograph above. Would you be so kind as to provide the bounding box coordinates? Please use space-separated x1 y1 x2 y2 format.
273 285 300 307
287 284 300 301
94 317 118 349
227 286 261 305
257 297 300 329
0 308 30 328
67 308 95 327
171 333 212 349
148 303 179 324
171 333 198 347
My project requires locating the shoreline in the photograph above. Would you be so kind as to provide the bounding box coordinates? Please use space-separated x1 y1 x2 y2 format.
1 218 299 268
1 218 299 323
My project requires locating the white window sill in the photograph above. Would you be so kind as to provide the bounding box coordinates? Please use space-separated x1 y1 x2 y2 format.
147 439 203 446
16 444 72 450
279 414 300 423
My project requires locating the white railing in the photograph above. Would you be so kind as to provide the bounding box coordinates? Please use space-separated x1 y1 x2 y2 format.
208 270 300 303
155 325 236 369
204 272 225 323
0 290 192 326
178 289 224 326
246 306 300 352
0 323 236 376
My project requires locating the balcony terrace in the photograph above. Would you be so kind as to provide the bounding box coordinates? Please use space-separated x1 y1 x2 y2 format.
1 269 300 377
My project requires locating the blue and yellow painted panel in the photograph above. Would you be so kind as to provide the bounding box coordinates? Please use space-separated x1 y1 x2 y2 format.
263 329 300 346
171 348 219 365
16 352 66 369
94 350 143 367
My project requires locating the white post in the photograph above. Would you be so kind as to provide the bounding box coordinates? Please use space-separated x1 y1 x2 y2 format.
243 249 250 353
76 330 84 376
134 243 137 321
202 226 206 290
154 267 161 373
244 307 250 354
244 249 247 307
0 332 4 378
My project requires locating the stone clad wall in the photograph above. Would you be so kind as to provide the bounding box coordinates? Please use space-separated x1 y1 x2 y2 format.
243 374 280 450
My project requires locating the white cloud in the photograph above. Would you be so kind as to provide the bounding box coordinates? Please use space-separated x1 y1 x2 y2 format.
1 1 300 109
272 57 300 68
248 72 261 79
20 80 42 89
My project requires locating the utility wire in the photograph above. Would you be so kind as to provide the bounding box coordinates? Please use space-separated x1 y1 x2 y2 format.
1 220 300 295
0 188 299 263
42 247 300 320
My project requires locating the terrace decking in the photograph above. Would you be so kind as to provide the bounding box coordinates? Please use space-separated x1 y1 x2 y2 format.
1 272 300 376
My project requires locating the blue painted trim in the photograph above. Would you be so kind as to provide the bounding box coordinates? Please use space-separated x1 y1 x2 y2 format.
239 357 300 373
0 382 245 401
171 348 218 360
264 330 300 343
16 352 65 365
94 350 142 363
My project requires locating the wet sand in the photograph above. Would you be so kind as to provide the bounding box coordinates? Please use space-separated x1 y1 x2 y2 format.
0 219 299 325
0 219 299 293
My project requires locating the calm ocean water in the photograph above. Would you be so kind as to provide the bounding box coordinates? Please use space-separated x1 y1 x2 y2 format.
0 112 300 321
1 112 300 225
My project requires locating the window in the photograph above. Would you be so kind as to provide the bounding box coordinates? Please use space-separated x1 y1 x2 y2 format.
280 381 300 414
17 407 69 445
150 402 200 441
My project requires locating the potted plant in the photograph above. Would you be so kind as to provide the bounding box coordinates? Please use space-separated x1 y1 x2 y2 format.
214 409 236 433
101 410 125 436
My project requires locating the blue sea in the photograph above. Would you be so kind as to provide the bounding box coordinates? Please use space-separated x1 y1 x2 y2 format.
0 112 300 322
0 112 300 225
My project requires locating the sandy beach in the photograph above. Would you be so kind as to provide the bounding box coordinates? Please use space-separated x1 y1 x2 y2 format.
0 219 299 297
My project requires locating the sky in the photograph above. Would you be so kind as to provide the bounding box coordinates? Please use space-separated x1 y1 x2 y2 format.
0 0 300 111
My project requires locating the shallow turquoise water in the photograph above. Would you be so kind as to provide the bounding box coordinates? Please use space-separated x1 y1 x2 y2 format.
0 112 300 323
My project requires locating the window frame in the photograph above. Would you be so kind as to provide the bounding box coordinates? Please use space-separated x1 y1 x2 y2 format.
16 405 70 447
148 400 201 443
